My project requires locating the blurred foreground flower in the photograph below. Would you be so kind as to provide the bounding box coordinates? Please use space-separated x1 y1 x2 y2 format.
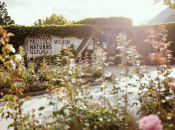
15 54 22 61
139 114 163 130
90 101 100 107
57 87 66 94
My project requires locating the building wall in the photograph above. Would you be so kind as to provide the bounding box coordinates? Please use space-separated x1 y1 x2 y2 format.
23 35 84 58
22 28 153 65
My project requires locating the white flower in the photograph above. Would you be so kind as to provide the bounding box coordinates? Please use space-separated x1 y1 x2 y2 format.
70 58 74 62
10 60 16 69
9 45 15 53
101 85 105 88
68 70 72 75
99 118 103 121
10 60 13 63
71 78 76 83
15 54 22 60
167 116 172 120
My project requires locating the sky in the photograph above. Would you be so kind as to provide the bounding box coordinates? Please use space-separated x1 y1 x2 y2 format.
3 0 168 26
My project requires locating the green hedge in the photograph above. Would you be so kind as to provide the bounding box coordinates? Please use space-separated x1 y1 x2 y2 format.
4 17 175 59
3 24 94 52
133 21 175 58
73 17 133 27
1 17 132 53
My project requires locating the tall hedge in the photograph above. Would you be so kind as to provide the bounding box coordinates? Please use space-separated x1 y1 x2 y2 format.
3 24 94 52
4 17 175 58
2 17 132 53
73 17 133 27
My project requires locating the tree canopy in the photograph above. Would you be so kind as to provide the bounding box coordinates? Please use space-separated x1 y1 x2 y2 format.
0 1 15 26
33 13 69 25
154 0 175 10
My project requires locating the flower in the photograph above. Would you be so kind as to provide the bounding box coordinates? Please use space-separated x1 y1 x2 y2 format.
57 87 66 94
90 101 100 107
15 54 22 61
10 60 16 69
139 114 163 130
9 44 15 53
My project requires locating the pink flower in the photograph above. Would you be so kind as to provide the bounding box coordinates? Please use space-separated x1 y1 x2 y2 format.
90 101 100 107
57 88 66 94
60 88 66 93
139 114 163 130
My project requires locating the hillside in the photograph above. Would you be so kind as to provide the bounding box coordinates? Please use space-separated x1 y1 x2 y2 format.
140 7 174 25
147 7 174 24
163 14 175 23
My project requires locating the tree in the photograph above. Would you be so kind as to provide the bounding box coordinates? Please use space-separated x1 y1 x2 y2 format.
153 0 175 10
34 13 69 25
0 1 15 25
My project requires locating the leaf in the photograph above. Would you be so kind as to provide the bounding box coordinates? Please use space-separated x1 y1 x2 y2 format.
118 64 123 67
7 32 14 37
49 102 55 106
146 90 154 94
0 55 3 61
102 109 108 114
25 96 30 101
96 66 100 71
138 92 141 95
38 106 45 110
38 113 42 116
115 54 121 57
165 78 170 82
0 108 4 113
150 80 154 84
53 111 59 117
165 77 173 83
84 73 91 76
5 37 10 42
19 101 24 107
1 113 4 118
129 75 133 78
132 85 137 87
167 65 171 69
88 110 95 114
168 85 175 90
71 75 77 78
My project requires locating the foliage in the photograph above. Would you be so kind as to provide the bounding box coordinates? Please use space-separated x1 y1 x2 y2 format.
1 23 175 130
153 0 175 10
137 25 175 129
2 24 94 53
33 13 69 25
2 16 132 54
133 21 175 59
73 16 133 27
0 1 15 26
3 16 132 53
0 26 129 129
